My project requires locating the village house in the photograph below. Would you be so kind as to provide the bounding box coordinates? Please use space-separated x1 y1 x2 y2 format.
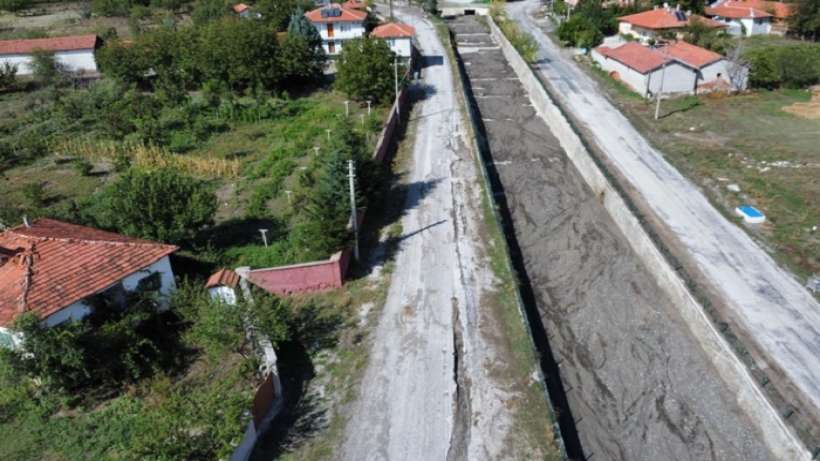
305 4 367 56
592 40 744 98
0 219 178 347
705 0 794 36
0 34 100 76
618 4 726 42
371 22 416 59
341 0 367 10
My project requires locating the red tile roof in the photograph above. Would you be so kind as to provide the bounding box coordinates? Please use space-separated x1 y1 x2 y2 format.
371 22 415 39
595 42 671 74
705 3 772 19
342 0 367 10
659 40 724 68
619 8 726 30
0 34 98 55
596 41 724 74
0 219 177 327
305 5 367 23
233 3 249 13
206 269 240 289
714 0 794 18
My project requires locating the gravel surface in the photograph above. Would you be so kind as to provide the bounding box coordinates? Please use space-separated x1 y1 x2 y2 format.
508 0 820 431
339 8 540 460
449 16 773 461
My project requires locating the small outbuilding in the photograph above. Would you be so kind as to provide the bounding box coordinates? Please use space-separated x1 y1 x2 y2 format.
371 22 416 59
206 268 241 305
0 34 100 76
592 41 745 98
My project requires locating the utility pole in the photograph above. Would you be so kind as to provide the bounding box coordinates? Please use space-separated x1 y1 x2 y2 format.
389 0 394 20
654 50 668 120
367 100 372 115
394 55 400 116
313 146 320 157
344 100 350 117
326 128 332 141
348 160 360 261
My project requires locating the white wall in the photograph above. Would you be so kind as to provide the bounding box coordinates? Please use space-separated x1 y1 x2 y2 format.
385 37 412 58
43 299 94 327
311 20 365 55
647 62 696 96
121 256 176 308
209 286 238 305
0 326 23 348
0 49 97 75
713 17 772 36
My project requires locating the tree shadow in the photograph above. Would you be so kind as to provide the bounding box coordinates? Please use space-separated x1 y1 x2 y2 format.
195 217 286 250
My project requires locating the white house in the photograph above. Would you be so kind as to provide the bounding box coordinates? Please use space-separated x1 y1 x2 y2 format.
705 0 794 36
371 22 416 59
618 5 726 42
591 41 744 98
206 268 241 305
305 4 367 56
0 219 178 347
0 34 99 76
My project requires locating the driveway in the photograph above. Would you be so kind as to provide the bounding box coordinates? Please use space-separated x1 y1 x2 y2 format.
508 0 820 433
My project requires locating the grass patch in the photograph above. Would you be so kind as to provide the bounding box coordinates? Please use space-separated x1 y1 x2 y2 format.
584 62 820 281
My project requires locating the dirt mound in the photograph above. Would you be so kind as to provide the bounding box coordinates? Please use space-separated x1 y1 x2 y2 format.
783 86 820 120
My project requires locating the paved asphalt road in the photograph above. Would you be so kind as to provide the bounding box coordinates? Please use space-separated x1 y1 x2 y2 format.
508 0 820 425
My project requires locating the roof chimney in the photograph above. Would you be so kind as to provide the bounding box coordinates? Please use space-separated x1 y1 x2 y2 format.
22 215 30 228
663 2 670 10
676 3 681 11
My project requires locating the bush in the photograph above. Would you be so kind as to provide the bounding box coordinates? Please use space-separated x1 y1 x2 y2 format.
22 182 46 208
73 158 93 176
29 49 65 86
0 0 29 12
745 43 820 89
96 167 216 244
0 62 16 90
335 37 397 104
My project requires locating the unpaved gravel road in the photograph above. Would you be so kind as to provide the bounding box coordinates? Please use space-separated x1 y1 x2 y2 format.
508 0 820 428
450 16 772 461
339 8 544 460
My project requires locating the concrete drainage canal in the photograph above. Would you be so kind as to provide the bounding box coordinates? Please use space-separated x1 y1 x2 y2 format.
448 16 774 461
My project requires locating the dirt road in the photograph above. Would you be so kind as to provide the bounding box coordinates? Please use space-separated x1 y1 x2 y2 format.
338 8 548 460
508 0 820 433
450 16 772 460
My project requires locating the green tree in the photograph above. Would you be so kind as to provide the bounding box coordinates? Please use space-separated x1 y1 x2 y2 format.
29 49 65 85
791 0 820 41
96 39 152 84
257 0 313 31
194 18 281 91
98 168 216 244
293 150 353 259
0 62 16 91
278 35 326 86
192 0 229 25
0 0 29 12
287 11 322 48
335 37 396 103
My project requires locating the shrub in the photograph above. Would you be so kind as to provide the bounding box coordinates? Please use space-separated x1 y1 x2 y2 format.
0 62 16 91
745 43 820 89
22 182 46 208
96 167 217 244
0 0 28 12
29 49 65 86
73 158 93 176
335 37 397 104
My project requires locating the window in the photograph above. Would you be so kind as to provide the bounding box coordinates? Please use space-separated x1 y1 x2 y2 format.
340 23 350 32
136 272 162 293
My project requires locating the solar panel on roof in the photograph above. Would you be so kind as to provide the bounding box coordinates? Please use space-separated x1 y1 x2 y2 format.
675 11 687 21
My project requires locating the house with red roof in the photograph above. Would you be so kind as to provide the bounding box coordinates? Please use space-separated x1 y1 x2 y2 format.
371 22 416 58
0 34 100 76
705 0 794 36
618 5 726 42
591 40 745 98
305 4 367 55
0 219 178 346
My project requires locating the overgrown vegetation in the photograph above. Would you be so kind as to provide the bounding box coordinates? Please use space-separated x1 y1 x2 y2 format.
335 37 399 104
0 280 345 460
491 0 538 62
745 40 820 89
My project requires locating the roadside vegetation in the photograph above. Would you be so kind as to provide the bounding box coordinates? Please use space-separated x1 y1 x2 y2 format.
490 0 538 62
0 2 411 460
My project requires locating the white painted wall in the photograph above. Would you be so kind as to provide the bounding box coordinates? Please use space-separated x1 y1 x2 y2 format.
647 62 696 96
592 50 651 96
0 326 23 348
384 37 413 58
0 49 97 76
714 16 772 36
121 256 176 308
43 299 94 327
311 20 365 55
208 286 238 305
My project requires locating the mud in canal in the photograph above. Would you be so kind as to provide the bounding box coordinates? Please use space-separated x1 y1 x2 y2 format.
448 16 772 461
